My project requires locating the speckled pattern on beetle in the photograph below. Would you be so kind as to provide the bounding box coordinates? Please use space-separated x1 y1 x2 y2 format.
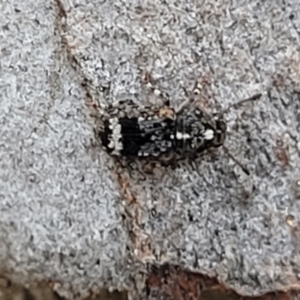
97 80 264 167
98 96 231 162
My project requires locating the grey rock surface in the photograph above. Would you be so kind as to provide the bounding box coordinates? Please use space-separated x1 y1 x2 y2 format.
0 0 132 298
1 0 300 298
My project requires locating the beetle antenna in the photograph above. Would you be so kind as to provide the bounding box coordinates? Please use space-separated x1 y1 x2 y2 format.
222 93 262 115
223 146 250 175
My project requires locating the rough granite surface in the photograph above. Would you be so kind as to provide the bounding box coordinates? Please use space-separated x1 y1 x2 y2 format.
1 0 300 299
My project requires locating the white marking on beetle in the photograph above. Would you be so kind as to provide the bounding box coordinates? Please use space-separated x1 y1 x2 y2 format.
115 140 123 150
176 132 191 140
203 129 214 140
108 140 115 149
109 117 118 125
176 132 183 139
113 124 121 135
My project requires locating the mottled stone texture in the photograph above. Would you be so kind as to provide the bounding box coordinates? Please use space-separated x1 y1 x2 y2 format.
1 0 300 298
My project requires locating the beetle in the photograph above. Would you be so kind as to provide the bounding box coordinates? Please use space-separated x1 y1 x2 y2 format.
97 86 261 174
